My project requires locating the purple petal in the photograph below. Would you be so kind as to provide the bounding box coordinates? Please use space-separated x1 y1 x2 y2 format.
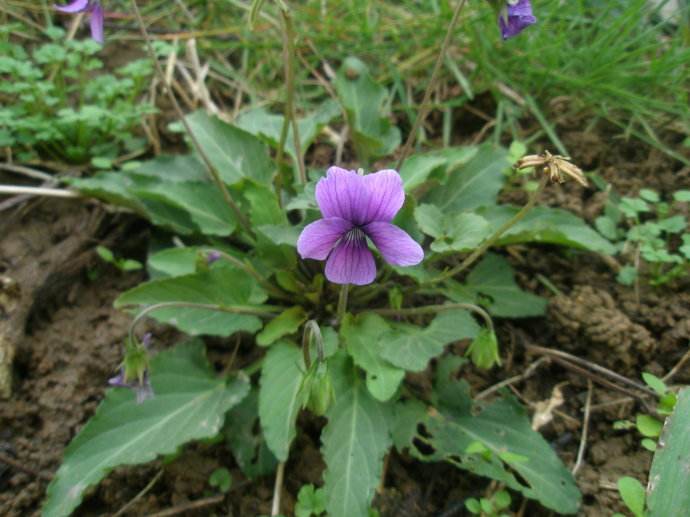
360 169 405 223
89 2 104 44
297 217 353 260
315 167 369 224
134 376 155 404
108 368 127 387
54 0 89 13
499 0 537 40
325 232 376 285
364 222 424 266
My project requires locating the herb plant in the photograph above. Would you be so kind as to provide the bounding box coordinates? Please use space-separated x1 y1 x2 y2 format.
0 25 153 165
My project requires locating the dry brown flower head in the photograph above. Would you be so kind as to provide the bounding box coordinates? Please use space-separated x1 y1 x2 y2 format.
514 150 588 187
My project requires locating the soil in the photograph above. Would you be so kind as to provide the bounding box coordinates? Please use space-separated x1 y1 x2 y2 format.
2 115 690 516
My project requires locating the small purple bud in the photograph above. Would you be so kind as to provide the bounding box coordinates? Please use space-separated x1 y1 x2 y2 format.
207 251 222 265
499 0 537 40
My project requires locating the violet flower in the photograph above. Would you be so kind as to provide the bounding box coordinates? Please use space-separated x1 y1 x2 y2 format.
499 0 537 40
297 167 423 285
54 0 104 44
109 370 154 404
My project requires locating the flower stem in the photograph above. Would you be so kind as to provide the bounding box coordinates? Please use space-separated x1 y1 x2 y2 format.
395 0 469 172
127 301 280 345
336 284 350 324
370 302 494 334
278 6 306 184
129 0 254 239
426 175 548 285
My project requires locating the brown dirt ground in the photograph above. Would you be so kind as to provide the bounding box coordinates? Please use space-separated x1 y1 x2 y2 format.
1 121 690 517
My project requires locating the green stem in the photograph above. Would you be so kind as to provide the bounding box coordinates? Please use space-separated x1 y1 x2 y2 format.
336 284 349 324
127 301 280 345
129 0 254 240
426 175 548 285
203 249 292 301
370 302 494 334
301 320 324 370
395 0 469 171
279 6 306 184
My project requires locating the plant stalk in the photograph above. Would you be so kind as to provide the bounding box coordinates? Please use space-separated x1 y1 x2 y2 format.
371 302 494 334
395 0 468 171
336 284 350 324
129 0 254 238
427 175 548 285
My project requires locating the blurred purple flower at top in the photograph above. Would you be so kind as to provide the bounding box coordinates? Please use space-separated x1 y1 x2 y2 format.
297 167 424 286
499 0 537 40
54 0 104 44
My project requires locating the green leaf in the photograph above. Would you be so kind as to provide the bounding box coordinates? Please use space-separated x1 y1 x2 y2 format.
424 144 510 212
134 181 238 236
115 264 267 337
295 484 327 517
415 204 492 253
257 307 307 347
595 216 619 240
236 101 339 162
637 414 663 438
185 110 273 185
648 388 690 517
446 253 547 318
639 189 660 203
321 352 392 517
334 57 400 161
379 310 479 372
617 266 638 286
478 206 617 255
618 476 646 517
673 190 690 202
259 343 306 461
42 340 249 517
641 372 667 396
398 146 478 192
397 361 581 514
209 467 232 493
130 154 207 183
341 313 405 402
224 388 278 479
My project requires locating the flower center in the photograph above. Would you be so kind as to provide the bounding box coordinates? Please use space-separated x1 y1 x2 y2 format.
343 227 366 246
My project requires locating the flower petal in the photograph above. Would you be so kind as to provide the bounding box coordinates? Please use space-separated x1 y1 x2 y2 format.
54 0 89 13
315 167 369 223
360 169 405 223
499 0 537 40
325 235 376 285
89 2 105 44
297 217 352 260
364 222 424 266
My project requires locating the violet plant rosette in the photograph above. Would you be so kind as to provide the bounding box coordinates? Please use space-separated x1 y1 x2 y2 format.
54 0 105 44
297 167 424 285
499 0 537 40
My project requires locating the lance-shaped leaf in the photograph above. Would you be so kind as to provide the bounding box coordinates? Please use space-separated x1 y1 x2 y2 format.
42 340 250 517
115 264 268 337
648 388 690 517
379 310 480 372
477 205 617 255
341 313 404 402
185 110 274 185
259 342 306 461
321 352 392 517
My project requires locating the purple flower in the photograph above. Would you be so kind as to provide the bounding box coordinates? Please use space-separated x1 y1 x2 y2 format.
297 167 423 285
206 250 222 265
54 0 105 44
109 370 154 404
499 0 537 40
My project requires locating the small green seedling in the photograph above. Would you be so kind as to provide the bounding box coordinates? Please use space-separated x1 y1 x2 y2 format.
96 246 142 272
595 185 690 286
465 490 511 517
295 484 326 517
613 476 646 517
208 467 232 493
